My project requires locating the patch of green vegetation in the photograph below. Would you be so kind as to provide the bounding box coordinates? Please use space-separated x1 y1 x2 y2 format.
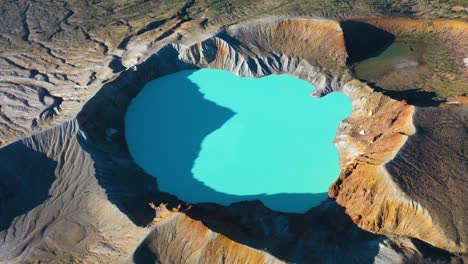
62 0 465 98
274 0 466 18
67 0 186 30
398 34 466 98
268 0 369 17
67 0 466 32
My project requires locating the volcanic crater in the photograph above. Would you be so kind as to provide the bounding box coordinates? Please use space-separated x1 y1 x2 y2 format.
0 7 466 263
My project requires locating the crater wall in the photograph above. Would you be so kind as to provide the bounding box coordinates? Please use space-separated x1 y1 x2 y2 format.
1 16 466 262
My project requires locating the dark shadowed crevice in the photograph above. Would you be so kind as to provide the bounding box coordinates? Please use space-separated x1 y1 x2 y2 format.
340 20 395 65
77 45 198 227
136 19 168 36
135 201 388 263
133 240 158 264
408 239 458 263
109 56 126 73
117 19 168 50
366 82 446 107
0 143 56 230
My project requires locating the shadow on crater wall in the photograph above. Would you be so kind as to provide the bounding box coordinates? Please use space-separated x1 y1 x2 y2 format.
77 44 329 228
77 46 198 227
368 83 446 107
75 43 458 264
0 143 56 230
133 241 157 264
133 201 388 264
75 43 384 264
340 20 395 65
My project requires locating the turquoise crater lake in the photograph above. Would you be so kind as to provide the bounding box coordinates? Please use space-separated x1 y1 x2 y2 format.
125 69 352 213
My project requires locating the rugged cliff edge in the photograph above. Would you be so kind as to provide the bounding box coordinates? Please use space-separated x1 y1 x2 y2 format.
0 3 467 263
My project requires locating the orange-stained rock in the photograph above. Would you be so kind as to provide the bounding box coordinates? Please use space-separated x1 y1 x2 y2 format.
145 213 285 264
331 80 466 253
227 18 348 68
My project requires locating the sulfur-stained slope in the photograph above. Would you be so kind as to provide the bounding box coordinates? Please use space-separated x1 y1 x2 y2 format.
144 212 285 264
226 18 347 68
330 79 466 254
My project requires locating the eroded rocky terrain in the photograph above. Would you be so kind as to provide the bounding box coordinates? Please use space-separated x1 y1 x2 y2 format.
0 1 467 263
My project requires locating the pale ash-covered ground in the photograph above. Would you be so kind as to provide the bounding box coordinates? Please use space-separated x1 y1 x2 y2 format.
0 0 466 146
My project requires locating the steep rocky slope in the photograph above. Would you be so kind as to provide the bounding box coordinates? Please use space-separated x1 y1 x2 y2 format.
1 1 466 146
0 1 467 263
330 83 467 253
348 18 468 99
0 121 151 263
78 17 467 255
386 106 468 253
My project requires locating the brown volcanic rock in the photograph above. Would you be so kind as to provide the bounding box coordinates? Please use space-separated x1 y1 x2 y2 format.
386 106 468 253
0 121 152 263
444 96 468 106
143 213 284 264
331 80 466 253
227 18 348 68
0 0 196 147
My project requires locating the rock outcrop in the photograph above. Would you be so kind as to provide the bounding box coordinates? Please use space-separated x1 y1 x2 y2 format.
386 106 468 253
226 18 347 68
330 81 466 253
144 213 285 264
0 121 151 263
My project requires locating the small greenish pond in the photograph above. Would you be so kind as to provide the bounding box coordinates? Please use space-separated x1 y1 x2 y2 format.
353 42 421 82
125 69 351 213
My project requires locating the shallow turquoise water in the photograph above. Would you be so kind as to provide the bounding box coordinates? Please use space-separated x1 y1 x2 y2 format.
125 69 351 213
